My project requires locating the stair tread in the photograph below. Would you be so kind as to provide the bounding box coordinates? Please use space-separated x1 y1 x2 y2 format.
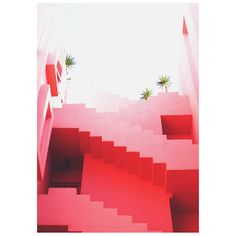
48 188 77 195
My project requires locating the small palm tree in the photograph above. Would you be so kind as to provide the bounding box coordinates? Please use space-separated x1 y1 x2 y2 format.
156 75 171 92
65 54 76 74
140 88 152 100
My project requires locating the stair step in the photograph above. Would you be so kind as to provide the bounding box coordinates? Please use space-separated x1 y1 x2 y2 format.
54 96 196 172
81 154 173 232
38 192 147 232
48 188 77 195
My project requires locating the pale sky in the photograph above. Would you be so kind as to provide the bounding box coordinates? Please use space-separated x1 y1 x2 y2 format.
41 3 187 107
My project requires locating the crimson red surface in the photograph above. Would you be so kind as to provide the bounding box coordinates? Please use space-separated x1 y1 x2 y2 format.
161 115 192 141
46 64 59 96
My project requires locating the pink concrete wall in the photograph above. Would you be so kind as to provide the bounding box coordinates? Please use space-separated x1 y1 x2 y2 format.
179 4 199 144
37 150 52 194
37 6 66 105
94 92 130 112
37 84 54 179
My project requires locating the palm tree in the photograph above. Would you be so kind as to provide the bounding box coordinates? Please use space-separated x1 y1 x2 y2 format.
140 88 152 100
65 54 76 74
156 75 171 92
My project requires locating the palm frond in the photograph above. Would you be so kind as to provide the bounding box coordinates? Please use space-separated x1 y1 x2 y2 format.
140 88 152 100
156 75 172 92
65 54 76 71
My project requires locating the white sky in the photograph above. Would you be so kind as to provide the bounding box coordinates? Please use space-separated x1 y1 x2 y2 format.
42 3 187 106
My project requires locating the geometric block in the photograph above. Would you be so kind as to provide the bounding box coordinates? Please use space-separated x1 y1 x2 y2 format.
139 158 153 180
113 146 127 169
78 131 91 154
126 152 140 174
90 136 103 158
153 163 166 186
102 141 114 163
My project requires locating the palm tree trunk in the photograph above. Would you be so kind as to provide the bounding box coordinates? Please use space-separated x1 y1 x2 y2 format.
165 86 167 92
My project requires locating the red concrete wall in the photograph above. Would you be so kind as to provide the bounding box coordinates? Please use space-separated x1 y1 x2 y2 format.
46 64 59 96
49 128 84 188
166 170 198 213
50 128 82 169
171 212 198 232
161 115 193 140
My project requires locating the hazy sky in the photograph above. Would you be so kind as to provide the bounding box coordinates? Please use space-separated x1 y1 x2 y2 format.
41 3 187 106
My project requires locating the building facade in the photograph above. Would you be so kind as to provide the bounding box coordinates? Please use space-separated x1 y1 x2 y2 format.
37 4 198 232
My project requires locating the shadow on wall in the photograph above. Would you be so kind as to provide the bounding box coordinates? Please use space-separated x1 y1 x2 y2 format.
49 128 85 194
161 115 193 141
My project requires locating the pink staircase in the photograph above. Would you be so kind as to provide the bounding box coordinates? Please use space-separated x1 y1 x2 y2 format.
78 132 167 185
53 96 198 172
38 188 148 232
81 154 173 232
43 92 198 231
